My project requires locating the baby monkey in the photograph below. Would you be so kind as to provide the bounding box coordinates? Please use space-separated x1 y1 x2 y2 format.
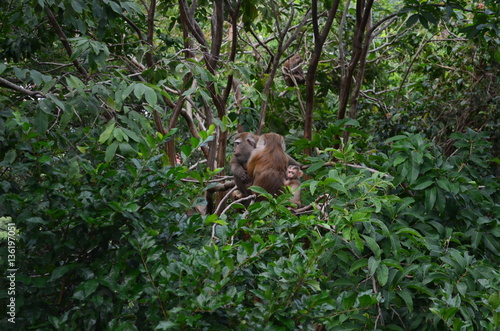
284 165 303 207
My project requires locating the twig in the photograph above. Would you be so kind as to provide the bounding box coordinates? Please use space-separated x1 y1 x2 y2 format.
214 186 238 215
45 7 88 78
0 77 44 98
219 194 256 217
212 194 256 243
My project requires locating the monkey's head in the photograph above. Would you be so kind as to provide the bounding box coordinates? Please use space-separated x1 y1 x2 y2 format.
286 165 303 179
290 54 303 65
255 133 285 151
233 132 259 163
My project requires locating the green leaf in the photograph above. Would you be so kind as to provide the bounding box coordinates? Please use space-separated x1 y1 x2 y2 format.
47 95 66 112
408 158 419 185
134 83 146 99
71 0 86 13
113 127 126 142
393 154 407 167
34 110 49 134
120 142 136 155
144 86 157 106
419 14 429 29
425 186 437 212
30 70 43 85
108 1 123 14
398 289 413 313
125 202 140 212
73 279 99 300
376 264 389 287
182 86 197 97
358 294 376 307
308 180 319 196
411 178 434 190
406 14 419 27
236 246 248 264
368 256 380 277
99 121 116 144
2 150 16 165
382 259 404 272
156 321 180 330
122 128 141 142
488 291 500 309
362 235 381 259
349 258 368 274
66 75 86 94
14 67 27 80
449 250 467 270
436 178 451 191
51 264 76 281
105 141 118 162
307 162 324 172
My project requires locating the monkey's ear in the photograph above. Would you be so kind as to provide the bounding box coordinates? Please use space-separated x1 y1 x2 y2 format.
247 137 257 148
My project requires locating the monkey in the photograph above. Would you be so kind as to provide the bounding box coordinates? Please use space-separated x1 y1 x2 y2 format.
230 132 259 198
247 133 289 198
282 54 306 87
229 132 302 199
284 165 303 207
231 189 243 200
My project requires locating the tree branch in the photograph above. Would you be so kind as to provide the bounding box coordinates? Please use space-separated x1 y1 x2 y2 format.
145 0 156 68
304 0 341 155
45 7 88 78
0 77 45 98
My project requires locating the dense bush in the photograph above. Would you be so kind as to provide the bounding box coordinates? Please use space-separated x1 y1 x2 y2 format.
1 106 498 329
1 0 499 329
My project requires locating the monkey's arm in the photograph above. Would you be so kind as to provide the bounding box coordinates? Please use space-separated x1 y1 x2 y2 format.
230 160 251 183
286 155 302 167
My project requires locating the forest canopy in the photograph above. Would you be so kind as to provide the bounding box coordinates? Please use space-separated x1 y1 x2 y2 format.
0 0 499 330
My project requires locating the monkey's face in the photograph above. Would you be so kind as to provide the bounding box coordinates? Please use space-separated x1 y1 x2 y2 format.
286 166 302 179
233 133 258 163
233 139 248 163
287 168 297 179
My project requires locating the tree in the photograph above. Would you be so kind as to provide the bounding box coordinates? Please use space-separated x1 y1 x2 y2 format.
0 0 499 329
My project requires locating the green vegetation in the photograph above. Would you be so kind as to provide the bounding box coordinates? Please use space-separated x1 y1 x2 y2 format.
0 0 499 329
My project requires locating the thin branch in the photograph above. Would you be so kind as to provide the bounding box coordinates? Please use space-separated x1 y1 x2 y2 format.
178 0 208 50
0 77 44 98
122 14 145 42
256 1 311 133
45 7 88 78
180 108 209 158
395 28 439 111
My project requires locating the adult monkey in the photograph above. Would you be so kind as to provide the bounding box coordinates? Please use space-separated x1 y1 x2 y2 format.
230 132 301 198
282 54 306 87
230 132 259 198
247 133 289 197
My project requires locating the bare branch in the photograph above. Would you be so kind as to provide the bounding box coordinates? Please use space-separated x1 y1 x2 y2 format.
145 0 157 68
0 77 44 98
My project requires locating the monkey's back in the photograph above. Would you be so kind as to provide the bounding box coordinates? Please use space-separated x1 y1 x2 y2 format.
248 147 288 196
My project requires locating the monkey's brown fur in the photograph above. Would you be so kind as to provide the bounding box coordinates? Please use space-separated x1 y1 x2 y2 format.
282 54 306 87
247 133 289 197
